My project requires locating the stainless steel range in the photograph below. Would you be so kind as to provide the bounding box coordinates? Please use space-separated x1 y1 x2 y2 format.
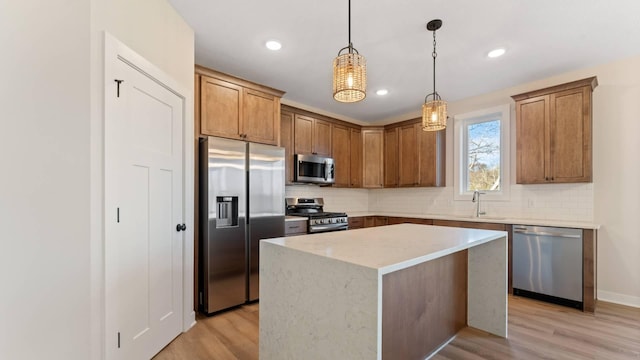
285 197 348 233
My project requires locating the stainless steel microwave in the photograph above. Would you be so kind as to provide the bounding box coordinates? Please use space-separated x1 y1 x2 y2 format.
294 154 335 184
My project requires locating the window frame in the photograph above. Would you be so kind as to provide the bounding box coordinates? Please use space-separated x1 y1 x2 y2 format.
453 104 511 202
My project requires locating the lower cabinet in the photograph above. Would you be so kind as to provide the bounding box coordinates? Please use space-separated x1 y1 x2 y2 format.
348 216 364 229
388 217 433 225
364 216 376 228
432 219 506 231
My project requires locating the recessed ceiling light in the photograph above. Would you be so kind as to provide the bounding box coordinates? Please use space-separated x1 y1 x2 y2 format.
265 40 282 51
488 48 506 58
376 89 389 96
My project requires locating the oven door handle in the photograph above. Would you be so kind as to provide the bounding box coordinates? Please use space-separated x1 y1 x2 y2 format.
310 224 348 232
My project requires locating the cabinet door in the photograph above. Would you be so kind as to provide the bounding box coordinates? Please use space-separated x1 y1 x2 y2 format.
348 216 364 229
242 89 279 145
362 130 384 188
200 76 242 139
387 217 407 225
364 216 376 228
432 220 506 231
374 217 388 227
350 128 363 187
313 119 332 156
294 115 313 155
419 127 446 187
516 95 549 184
332 124 351 187
280 110 295 184
398 124 419 186
550 87 592 183
384 128 399 187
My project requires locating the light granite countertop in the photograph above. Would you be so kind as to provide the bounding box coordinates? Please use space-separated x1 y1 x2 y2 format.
345 211 600 230
263 223 506 274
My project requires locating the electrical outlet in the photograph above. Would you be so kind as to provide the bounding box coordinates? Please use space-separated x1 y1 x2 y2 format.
527 199 535 208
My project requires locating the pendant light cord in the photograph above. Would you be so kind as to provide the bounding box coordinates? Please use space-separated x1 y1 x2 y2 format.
348 0 352 52
432 29 437 96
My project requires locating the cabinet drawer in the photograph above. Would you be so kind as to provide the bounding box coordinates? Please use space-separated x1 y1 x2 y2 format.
348 216 364 229
285 220 308 236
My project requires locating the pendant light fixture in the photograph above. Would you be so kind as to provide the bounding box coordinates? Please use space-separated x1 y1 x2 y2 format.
333 0 366 103
422 19 447 131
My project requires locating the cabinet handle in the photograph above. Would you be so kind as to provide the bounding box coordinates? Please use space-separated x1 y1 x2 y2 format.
551 177 554 181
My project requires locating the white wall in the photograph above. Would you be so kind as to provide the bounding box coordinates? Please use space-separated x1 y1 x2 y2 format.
0 1 193 359
590 56 640 307
0 1 92 359
90 0 194 358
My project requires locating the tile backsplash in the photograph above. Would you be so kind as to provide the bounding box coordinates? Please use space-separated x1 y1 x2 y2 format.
285 185 369 213
370 183 594 221
287 183 594 222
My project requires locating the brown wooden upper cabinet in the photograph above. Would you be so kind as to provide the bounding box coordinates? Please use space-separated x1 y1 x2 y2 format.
329 124 363 188
294 114 332 156
384 119 446 188
399 123 420 186
332 124 351 187
362 129 384 188
512 77 597 184
280 109 295 184
196 65 284 146
350 128 363 187
384 128 399 187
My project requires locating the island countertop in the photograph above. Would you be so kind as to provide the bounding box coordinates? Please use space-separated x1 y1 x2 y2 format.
263 223 506 274
260 223 508 359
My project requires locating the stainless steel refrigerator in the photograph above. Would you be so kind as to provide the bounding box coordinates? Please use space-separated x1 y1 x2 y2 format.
199 136 285 315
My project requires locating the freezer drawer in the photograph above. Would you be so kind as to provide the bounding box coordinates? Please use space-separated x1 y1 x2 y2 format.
512 225 583 306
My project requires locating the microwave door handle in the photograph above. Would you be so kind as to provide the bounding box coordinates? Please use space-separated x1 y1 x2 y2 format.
324 161 328 181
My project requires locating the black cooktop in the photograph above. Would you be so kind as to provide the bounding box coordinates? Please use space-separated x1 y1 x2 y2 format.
287 211 347 219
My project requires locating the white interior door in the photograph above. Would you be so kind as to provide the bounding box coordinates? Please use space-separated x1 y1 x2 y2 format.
105 56 184 360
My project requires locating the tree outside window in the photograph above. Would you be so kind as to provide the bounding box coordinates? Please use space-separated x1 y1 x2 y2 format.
466 120 501 192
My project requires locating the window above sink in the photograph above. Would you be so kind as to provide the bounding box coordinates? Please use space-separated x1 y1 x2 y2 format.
453 104 511 202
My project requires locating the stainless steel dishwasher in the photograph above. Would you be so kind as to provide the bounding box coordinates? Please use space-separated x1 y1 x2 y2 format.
512 225 583 309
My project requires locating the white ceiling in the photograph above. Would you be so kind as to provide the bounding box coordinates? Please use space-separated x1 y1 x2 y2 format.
168 0 640 124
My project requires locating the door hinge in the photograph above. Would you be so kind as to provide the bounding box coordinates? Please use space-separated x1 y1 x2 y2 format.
117 332 121 348
114 79 124 97
117 207 120 223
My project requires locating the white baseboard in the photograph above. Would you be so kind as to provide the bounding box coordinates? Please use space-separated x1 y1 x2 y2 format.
598 290 640 308
184 311 197 332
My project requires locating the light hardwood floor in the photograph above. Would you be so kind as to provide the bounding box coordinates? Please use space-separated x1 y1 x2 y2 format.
154 296 640 360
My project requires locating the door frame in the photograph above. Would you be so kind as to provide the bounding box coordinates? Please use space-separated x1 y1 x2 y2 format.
101 32 195 358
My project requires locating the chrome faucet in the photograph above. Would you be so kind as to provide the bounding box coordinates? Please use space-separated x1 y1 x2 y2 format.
472 190 486 217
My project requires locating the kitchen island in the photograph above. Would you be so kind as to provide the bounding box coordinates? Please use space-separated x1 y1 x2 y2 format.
259 224 508 360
